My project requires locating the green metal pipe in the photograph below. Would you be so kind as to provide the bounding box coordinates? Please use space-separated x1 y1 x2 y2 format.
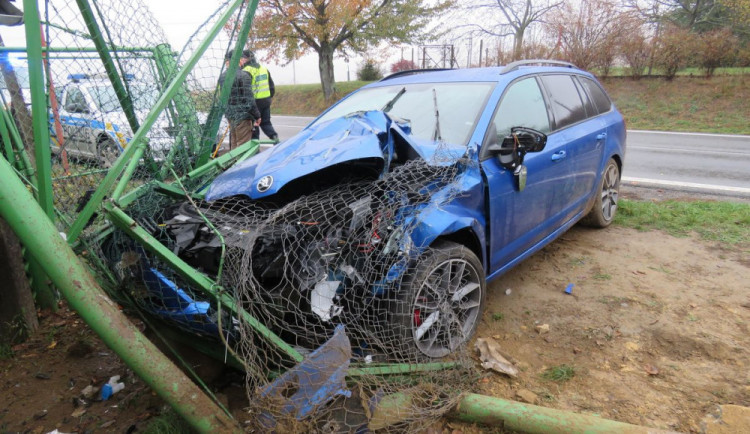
152 44 200 156
347 362 459 377
67 0 247 244
23 0 59 310
111 141 146 200
22 0 54 219
1 107 36 184
75 0 140 134
451 393 677 434
196 0 259 166
0 156 239 433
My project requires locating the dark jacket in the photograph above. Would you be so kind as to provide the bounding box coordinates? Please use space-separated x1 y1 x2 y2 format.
218 68 261 123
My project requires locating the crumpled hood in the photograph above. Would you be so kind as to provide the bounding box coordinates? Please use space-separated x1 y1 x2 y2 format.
205 110 438 201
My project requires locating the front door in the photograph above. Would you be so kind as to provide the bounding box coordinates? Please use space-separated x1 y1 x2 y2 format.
481 76 571 274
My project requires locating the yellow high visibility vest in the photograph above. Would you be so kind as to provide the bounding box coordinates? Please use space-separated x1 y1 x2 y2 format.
243 65 271 99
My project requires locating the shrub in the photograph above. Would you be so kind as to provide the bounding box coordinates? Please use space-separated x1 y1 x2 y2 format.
357 59 383 81
390 59 417 73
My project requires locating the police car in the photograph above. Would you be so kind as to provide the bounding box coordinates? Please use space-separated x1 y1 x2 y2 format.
51 74 175 166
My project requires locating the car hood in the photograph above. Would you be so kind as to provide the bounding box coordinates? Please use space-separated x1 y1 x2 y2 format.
205 110 463 201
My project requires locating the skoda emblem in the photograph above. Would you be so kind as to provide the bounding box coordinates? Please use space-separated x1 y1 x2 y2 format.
256 175 273 193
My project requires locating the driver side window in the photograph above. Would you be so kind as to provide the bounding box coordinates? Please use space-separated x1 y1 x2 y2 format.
492 77 550 139
64 87 88 113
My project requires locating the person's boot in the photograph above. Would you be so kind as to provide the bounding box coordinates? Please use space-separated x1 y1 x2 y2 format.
271 134 279 144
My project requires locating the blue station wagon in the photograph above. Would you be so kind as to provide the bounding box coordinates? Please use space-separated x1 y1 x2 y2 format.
152 60 625 359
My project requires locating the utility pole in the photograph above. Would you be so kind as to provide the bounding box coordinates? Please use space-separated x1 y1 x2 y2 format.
479 39 483 67
467 36 472 68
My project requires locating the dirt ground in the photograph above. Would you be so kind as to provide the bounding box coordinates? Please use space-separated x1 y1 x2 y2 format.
1 191 748 433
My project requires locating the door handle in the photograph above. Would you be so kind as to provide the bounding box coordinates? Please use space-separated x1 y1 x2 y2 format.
551 150 567 162
596 132 607 140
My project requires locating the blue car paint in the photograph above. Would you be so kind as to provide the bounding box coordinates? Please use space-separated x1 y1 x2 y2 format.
205 110 460 201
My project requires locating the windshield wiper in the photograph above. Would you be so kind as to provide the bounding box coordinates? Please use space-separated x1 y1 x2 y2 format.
381 87 406 113
432 88 442 142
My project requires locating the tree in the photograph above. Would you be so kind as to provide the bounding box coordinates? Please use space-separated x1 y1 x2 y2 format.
461 0 562 60
390 58 417 73
249 0 451 100
0 217 39 346
652 23 695 79
618 16 653 79
546 0 632 71
695 27 738 76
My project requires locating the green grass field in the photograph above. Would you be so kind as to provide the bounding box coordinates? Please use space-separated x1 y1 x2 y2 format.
615 200 750 245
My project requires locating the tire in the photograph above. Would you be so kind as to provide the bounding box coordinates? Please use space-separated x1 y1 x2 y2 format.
390 241 485 359
97 136 119 168
581 158 620 228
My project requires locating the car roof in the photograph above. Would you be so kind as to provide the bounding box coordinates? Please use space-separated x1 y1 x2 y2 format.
369 61 596 88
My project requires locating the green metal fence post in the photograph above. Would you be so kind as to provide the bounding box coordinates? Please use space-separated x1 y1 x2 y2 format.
74 0 139 133
451 393 677 434
0 156 240 433
22 0 53 218
152 44 200 154
195 0 259 166
23 0 59 310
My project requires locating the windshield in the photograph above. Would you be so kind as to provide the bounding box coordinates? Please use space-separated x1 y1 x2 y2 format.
88 84 160 113
313 82 495 146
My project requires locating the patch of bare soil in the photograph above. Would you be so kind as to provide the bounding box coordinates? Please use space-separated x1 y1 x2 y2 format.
473 226 750 433
0 308 166 432
1 225 748 432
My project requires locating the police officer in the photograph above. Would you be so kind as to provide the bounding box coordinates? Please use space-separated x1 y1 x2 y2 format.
218 49 261 151
243 51 279 143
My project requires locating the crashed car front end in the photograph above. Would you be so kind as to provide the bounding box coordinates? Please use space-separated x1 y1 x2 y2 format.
121 79 494 355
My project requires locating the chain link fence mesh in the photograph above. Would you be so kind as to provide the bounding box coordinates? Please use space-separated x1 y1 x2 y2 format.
1 1 480 431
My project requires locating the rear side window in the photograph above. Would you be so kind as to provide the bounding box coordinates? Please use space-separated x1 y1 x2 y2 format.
540 75 586 130
579 77 612 114
492 77 550 138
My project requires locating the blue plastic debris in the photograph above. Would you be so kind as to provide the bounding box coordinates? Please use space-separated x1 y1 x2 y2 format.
258 324 352 429
564 283 574 295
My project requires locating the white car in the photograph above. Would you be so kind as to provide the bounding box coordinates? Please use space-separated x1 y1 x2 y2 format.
51 74 178 166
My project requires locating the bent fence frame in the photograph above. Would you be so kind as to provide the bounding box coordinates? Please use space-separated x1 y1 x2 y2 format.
0 1 678 433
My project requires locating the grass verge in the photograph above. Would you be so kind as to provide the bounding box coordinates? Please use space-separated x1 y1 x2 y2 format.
615 199 750 245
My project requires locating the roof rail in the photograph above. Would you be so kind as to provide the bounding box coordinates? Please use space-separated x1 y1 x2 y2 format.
501 59 577 74
380 68 454 82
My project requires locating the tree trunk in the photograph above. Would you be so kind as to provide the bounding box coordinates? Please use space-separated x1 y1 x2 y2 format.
318 46 336 101
513 29 525 61
0 217 39 345
0 35 36 169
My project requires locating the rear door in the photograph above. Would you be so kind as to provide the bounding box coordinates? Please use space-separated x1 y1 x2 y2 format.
481 76 571 273
539 74 605 219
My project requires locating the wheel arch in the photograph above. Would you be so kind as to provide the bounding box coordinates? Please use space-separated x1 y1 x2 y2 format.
432 227 484 271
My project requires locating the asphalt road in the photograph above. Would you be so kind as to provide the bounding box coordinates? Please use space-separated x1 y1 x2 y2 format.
622 130 750 197
271 115 750 197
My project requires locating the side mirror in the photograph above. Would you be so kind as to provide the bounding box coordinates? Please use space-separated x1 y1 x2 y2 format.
492 127 547 170
501 127 547 153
